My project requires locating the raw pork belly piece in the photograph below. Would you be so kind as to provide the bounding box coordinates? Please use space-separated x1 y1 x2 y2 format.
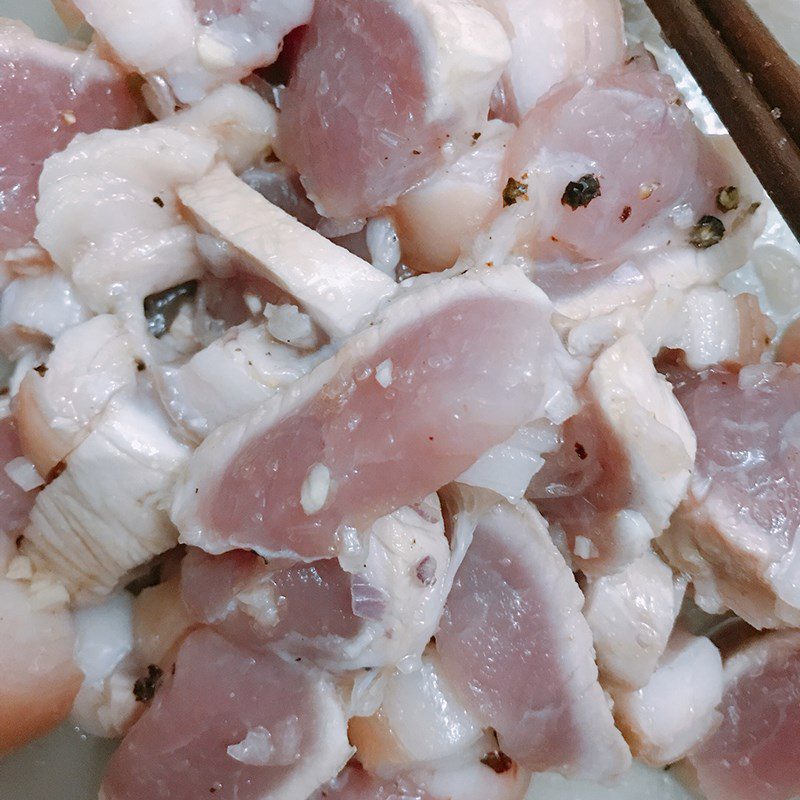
436 498 631 781
479 0 625 119
13 315 138 479
70 0 313 104
22 393 191 603
392 119 514 273
177 164 396 339
277 0 510 219
501 57 733 264
0 19 140 253
172 266 566 560
584 550 686 690
181 496 452 670
100 627 352 800
688 631 800 800
35 85 274 314
660 363 800 628
529 335 696 572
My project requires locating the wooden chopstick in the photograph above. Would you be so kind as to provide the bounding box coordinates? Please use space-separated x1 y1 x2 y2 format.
644 0 800 242
698 0 800 150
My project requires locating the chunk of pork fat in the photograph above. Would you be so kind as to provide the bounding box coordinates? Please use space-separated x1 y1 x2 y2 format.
660 364 800 628
70 0 313 104
177 164 396 338
529 335 696 572
277 0 510 219
35 85 275 314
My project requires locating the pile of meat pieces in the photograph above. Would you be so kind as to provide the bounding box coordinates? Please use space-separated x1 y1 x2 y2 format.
0 1 798 799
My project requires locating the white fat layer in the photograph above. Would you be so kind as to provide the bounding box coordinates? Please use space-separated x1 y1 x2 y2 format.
396 0 510 128
612 633 723 766
4 457 44 491
178 164 397 338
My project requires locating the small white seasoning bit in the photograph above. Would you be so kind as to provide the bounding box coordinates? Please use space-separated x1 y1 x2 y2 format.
375 358 394 388
300 462 331 515
573 535 596 560
4 456 45 491
243 292 263 316
227 727 275 766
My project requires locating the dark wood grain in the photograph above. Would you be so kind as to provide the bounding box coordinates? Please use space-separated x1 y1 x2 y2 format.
699 0 800 146
644 0 800 242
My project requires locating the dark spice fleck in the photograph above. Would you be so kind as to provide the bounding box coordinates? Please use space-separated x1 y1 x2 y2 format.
472 131 481 142
481 750 514 774
33 363 47 377
619 205 632 223
502 177 529 207
688 215 725 249
412 149 421 155
47 460 67 483
152 196 165 208
716 186 740 212
133 664 164 702
144 280 198 338
561 174 602 210
125 562 161 596
135 358 146 372
574 442 588 460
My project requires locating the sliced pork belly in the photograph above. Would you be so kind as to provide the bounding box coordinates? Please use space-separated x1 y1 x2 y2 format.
181 497 451 670
436 497 630 780
479 0 625 119
688 378 792 634
22 392 191 603
277 0 510 220
392 120 514 273
660 363 800 628
35 85 274 314
172 266 564 560
613 632 723 766
584 550 686 690
529 335 695 572
100 627 352 800
177 164 396 338
687 631 800 800
0 19 140 254
0 415 39 534
71 0 313 104
501 56 733 265
0 576 82 755
14 315 138 478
